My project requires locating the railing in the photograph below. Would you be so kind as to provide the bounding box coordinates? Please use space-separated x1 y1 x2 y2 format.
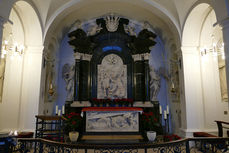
9 137 229 153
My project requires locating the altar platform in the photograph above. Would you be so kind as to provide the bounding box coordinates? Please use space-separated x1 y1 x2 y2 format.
81 134 144 141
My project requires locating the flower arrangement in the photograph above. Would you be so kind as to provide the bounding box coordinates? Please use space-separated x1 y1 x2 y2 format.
163 134 181 142
141 112 163 135
114 98 133 106
63 112 83 133
91 98 112 106
91 98 133 106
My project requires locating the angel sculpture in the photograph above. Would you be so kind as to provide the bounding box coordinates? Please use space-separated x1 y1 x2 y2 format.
62 64 75 101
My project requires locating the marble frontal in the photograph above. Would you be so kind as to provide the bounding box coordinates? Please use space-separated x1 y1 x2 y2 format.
86 111 139 132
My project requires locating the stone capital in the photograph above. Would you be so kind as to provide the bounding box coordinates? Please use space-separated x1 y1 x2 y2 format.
82 53 92 61
181 46 199 55
143 53 150 60
25 45 44 54
74 52 81 60
132 54 144 61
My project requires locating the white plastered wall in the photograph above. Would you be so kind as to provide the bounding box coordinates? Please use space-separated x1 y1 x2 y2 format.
181 3 229 137
199 10 229 134
0 1 43 132
0 8 25 132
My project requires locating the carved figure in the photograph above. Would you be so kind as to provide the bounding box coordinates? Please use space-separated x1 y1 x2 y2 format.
105 14 120 32
62 64 75 101
98 54 127 99
124 25 137 36
87 24 102 36
68 28 95 54
150 66 161 101
129 28 157 54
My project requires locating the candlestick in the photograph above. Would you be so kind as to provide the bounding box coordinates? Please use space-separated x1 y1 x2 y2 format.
164 110 167 119
159 105 162 114
58 110 61 116
55 105 58 115
62 105 65 115
166 105 169 114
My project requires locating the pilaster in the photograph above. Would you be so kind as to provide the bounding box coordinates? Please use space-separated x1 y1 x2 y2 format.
221 18 229 102
180 46 205 136
0 17 6 57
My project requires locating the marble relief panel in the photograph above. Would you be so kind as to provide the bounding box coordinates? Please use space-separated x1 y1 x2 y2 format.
97 54 127 99
86 111 139 132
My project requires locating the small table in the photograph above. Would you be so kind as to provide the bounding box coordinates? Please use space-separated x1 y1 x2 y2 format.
35 115 65 141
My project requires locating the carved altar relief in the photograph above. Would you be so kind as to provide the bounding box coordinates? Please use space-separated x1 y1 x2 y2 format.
97 54 127 99
86 111 139 132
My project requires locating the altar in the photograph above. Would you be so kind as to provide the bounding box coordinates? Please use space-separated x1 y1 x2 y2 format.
64 14 161 138
82 107 143 133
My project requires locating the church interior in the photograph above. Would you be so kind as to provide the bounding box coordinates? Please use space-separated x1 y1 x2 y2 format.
0 0 229 152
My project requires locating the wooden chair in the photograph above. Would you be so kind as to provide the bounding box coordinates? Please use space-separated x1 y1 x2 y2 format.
215 120 229 137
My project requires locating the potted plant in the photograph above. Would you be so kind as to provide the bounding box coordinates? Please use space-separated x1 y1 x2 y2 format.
141 112 163 141
63 112 83 142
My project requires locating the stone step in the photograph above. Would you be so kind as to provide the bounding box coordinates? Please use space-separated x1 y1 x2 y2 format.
81 134 143 140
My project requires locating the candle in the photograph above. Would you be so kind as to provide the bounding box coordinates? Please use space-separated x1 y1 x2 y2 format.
159 105 162 114
55 105 58 115
171 82 175 89
167 105 169 114
62 105 65 115
164 110 167 119
50 83 53 89
58 110 61 116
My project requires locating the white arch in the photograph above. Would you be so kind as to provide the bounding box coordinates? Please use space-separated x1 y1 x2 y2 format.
180 3 212 136
182 3 211 46
180 2 228 136
0 0 44 132
43 0 181 45
14 1 43 46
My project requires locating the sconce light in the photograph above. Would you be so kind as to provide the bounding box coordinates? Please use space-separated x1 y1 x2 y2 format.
200 42 225 60
1 33 24 59
170 81 176 93
48 82 54 96
48 70 55 96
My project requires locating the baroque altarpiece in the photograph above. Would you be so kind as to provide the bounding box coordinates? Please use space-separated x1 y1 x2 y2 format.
65 15 161 134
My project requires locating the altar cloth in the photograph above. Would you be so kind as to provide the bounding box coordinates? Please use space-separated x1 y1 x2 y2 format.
82 107 143 112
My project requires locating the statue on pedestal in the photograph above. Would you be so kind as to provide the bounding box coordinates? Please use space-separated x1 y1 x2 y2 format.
62 63 75 101
150 66 161 101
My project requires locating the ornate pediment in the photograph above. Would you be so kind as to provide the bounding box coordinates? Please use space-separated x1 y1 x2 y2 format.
68 15 157 55
105 14 120 32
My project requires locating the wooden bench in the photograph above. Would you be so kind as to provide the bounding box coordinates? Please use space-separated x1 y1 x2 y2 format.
193 132 217 137
17 132 34 138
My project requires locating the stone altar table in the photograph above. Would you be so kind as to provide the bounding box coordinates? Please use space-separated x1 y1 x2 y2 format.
82 107 143 132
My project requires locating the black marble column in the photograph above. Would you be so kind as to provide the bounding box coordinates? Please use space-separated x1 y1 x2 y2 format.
74 59 80 101
144 59 150 101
